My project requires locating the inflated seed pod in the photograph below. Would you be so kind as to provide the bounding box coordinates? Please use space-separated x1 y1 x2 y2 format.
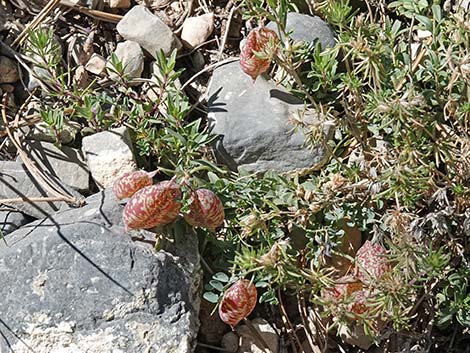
218 279 257 327
113 170 157 200
323 275 363 301
322 275 368 316
184 189 224 231
354 241 390 283
240 26 279 80
122 180 181 231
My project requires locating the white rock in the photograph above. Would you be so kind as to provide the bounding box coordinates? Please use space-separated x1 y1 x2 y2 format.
181 13 214 48
417 29 432 40
0 56 19 83
236 318 279 353
106 0 131 8
82 127 137 188
134 0 169 8
85 53 107 75
116 5 181 58
107 40 144 80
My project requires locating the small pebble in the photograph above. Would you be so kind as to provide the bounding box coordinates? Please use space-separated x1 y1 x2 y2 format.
107 40 144 80
85 53 107 75
181 13 214 48
0 56 20 83
107 0 131 8
417 29 432 40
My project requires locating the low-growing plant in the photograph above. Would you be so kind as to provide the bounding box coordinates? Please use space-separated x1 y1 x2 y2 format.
17 1 470 350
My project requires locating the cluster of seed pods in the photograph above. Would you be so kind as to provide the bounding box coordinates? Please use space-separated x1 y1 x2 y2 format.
240 26 279 81
218 279 257 327
323 241 390 316
113 170 225 231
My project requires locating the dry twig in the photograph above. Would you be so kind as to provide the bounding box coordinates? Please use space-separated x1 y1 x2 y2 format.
59 0 123 23
1 93 83 207
12 0 62 48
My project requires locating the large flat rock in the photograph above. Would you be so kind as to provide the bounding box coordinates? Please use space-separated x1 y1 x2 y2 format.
207 61 329 174
0 189 201 353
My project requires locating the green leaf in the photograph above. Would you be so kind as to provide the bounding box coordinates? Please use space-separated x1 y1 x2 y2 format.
255 281 269 288
208 172 219 184
203 291 220 303
415 15 432 29
213 272 229 283
431 4 441 22
209 280 224 292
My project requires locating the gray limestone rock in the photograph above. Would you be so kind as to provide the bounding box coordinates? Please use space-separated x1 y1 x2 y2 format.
0 208 33 235
107 40 144 80
81 126 137 189
85 53 107 75
19 141 90 194
266 12 336 49
207 61 329 174
117 5 181 58
0 161 85 219
0 189 201 353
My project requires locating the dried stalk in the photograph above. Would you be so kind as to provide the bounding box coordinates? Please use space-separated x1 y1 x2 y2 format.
241 318 271 353
180 57 239 91
217 1 238 60
59 0 123 23
12 0 62 48
297 292 322 353
277 289 300 353
0 115 41 138
0 197 73 204
395 37 432 91
1 93 82 207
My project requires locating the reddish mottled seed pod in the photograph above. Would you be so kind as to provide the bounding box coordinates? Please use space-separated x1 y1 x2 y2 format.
354 241 390 283
184 189 224 231
122 180 181 231
323 276 363 301
240 26 279 80
113 170 157 200
219 279 257 327
322 276 368 315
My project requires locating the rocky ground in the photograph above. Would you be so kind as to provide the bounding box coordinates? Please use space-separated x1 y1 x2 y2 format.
1 0 469 353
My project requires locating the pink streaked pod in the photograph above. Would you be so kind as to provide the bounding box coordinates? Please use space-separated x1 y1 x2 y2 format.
122 180 181 231
218 279 257 327
240 26 279 80
354 241 390 283
113 170 157 200
184 189 224 231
